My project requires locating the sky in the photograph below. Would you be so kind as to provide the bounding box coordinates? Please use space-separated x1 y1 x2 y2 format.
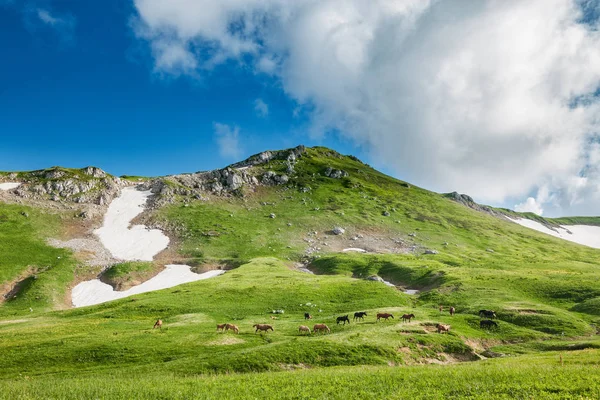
2 0 600 217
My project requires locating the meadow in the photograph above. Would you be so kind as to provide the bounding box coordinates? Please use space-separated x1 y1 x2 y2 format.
1 147 600 398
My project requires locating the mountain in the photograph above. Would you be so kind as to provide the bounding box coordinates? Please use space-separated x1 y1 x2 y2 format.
1 146 600 398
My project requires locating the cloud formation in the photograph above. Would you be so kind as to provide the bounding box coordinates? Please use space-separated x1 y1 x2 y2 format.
254 98 269 117
133 0 600 216
514 198 544 216
213 122 243 160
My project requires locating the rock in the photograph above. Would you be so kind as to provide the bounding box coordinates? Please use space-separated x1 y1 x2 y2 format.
269 213 276 219
408 233 417 237
486 248 494 253
20 211 29 218
366 275 384 282
82 166 107 178
424 249 438 255
382 211 390 216
332 227 345 235
324 167 349 179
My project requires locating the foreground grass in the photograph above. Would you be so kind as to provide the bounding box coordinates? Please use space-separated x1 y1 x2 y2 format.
4 350 600 399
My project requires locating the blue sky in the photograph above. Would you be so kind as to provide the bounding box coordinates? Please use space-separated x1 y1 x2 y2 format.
2 1 600 217
0 0 367 177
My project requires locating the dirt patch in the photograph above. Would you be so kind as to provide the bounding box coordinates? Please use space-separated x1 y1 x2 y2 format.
207 336 245 346
278 363 309 371
0 319 29 325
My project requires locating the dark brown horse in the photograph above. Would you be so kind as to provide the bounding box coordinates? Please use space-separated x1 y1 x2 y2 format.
313 324 330 334
376 313 394 322
353 312 367 321
336 315 350 325
216 323 226 332
153 319 163 329
304 313 312 320
449 307 455 316
401 313 415 322
253 324 274 333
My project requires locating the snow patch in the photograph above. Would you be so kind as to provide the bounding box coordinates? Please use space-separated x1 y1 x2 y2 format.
72 265 225 307
0 182 21 190
403 289 419 295
507 217 600 249
94 187 169 261
342 248 367 253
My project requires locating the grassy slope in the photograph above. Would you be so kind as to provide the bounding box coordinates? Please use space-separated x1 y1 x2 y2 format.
2 147 600 397
0 204 76 314
4 350 600 399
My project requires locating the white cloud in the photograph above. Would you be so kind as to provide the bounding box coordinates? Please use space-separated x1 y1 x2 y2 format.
254 98 269 117
213 122 243 159
37 9 61 25
133 0 600 216
515 197 544 215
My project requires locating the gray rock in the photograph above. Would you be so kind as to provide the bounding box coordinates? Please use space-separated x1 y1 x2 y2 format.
382 211 390 216
269 213 276 219
332 227 345 235
424 249 438 255
324 167 349 179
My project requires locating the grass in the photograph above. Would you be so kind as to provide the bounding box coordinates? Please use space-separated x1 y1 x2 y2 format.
2 146 600 397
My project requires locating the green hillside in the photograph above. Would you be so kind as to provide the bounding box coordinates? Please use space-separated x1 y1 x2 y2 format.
1 146 600 398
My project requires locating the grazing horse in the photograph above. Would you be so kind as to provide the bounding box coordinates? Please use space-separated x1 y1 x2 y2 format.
253 324 274 333
353 311 367 321
225 323 239 334
401 313 415 322
313 324 330 334
336 315 350 325
449 307 455 316
439 305 443 313
216 323 227 332
480 320 498 329
298 325 311 335
304 313 312 320
437 323 451 334
376 313 394 322
153 319 163 329
479 310 497 319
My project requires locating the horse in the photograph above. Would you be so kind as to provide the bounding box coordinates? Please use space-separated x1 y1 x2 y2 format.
401 313 415 322
480 320 498 329
253 324 274 333
313 324 330 334
216 323 226 332
304 313 312 320
376 313 394 322
353 311 367 321
298 325 311 335
439 305 443 313
437 323 451 334
449 307 455 316
153 319 162 329
479 310 497 319
225 323 239 334
336 315 350 325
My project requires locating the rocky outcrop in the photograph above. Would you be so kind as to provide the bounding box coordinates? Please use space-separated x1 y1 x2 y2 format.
443 191 500 215
8 167 124 205
324 167 349 179
141 145 306 207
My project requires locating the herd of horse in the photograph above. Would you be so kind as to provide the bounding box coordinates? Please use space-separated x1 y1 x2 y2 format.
152 306 500 334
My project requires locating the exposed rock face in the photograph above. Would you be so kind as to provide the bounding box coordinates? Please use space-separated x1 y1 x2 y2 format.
8 167 124 205
324 167 349 179
332 227 345 235
444 191 498 215
141 145 306 207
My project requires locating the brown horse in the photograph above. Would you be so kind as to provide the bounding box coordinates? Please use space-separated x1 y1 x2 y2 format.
313 324 330 334
437 323 451 334
153 319 163 329
253 324 274 333
449 307 455 316
439 304 443 313
298 325 311 335
225 323 239 334
376 313 394 322
401 313 415 322
216 323 227 332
